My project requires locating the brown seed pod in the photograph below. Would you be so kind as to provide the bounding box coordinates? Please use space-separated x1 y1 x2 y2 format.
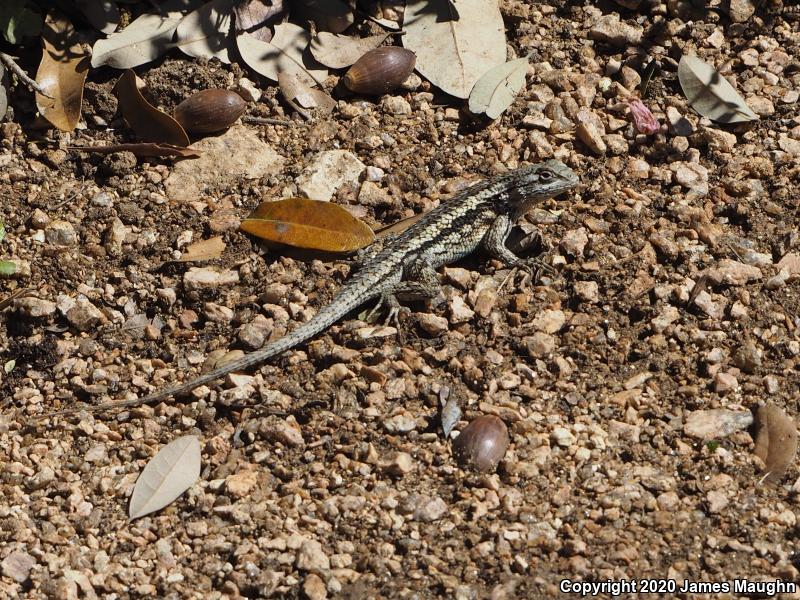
452 415 509 473
343 47 416 95
173 89 247 134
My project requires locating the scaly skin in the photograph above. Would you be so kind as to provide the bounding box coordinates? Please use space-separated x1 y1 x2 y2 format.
43 160 579 417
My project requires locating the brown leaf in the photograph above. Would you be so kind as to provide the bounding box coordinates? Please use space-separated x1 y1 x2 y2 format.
35 12 91 132
277 72 335 115
176 236 226 262
233 0 284 42
754 404 798 486
294 0 353 34
309 32 390 69
67 143 201 158
114 70 191 146
241 198 375 252
374 212 424 239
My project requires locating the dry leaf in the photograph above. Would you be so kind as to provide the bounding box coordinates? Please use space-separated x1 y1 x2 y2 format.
177 236 226 261
468 56 529 119
176 0 235 63
91 13 182 69
241 198 375 252
68 142 201 158
294 0 353 34
233 0 284 42
441 397 461 438
114 69 191 146
403 0 506 99
678 54 758 124
309 32 389 69
35 12 90 132
75 0 119 34
0 65 7 122
754 404 798 486
278 72 335 115
237 23 328 87
129 435 201 520
374 212 424 239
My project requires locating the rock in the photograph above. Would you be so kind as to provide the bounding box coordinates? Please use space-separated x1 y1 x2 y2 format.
706 490 729 513
666 107 693 136
419 313 449 336
357 181 392 207
685 409 754 440
714 371 739 394
776 253 800 276
1 550 36 583
778 135 800 157
381 96 412 115
296 150 365 202
575 109 607 155
733 342 762 373
226 471 258 499
651 306 679 333
574 281 599 303
63 296 106 331
531 309 565 334
105 218 129 255
448 296 474 323
183 267 240 290
296 539 330 571
608 420 641 443
379 451 415 476
44 220 77 246
671 162 708 197
14 297 56 318
588 13 643 46
238 316 272 349
727 0 755 22
560 227 588 257
705 260 761 286
364 166 385 181
698 127 737 153
165 125 284 203
303 573 328 600
551 427 576 447
524 332 555 357
259 418 304 447
404 494 448 522
383 412 417 434
444 267 472 289
203 302 234 323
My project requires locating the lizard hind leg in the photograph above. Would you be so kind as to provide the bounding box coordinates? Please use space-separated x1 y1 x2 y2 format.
365 259 442 327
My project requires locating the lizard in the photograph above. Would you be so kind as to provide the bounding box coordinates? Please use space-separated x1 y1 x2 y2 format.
42 159 579 417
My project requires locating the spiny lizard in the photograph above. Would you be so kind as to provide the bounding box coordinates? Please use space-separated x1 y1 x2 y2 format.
45 160 579 417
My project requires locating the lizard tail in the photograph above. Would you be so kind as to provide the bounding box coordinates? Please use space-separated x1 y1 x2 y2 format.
44 283 377 417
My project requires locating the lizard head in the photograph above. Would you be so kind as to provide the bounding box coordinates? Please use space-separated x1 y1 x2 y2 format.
503 159 579 219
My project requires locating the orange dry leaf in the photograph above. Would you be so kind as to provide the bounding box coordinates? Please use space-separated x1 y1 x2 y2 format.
114 69 190 147
35 12 91 132
241 198 375 253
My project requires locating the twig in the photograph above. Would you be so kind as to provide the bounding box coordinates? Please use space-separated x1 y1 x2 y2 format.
241 115 304 126
0 52 53 99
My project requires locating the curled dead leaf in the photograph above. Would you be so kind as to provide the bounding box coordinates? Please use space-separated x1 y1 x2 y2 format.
277 72 335 116
754 404 798 486
35 12 91 132
114 69 191 146
241 197 375 252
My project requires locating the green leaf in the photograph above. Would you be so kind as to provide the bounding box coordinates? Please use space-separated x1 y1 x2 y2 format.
0 260 16 276
0 1 42 44
3 359 15 374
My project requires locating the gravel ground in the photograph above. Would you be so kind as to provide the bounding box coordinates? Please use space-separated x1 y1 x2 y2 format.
2 0 800 598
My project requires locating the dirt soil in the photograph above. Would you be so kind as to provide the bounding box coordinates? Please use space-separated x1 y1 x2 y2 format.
2 0 800 598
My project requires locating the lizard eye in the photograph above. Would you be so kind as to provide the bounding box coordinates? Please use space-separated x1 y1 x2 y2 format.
539 169 554 181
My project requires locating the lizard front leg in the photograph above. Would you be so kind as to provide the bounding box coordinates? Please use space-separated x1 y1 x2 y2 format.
366 259 442 326
482 215 548 286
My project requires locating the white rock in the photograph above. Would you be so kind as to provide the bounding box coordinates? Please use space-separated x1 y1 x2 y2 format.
183 267 240 291
297 150 366 202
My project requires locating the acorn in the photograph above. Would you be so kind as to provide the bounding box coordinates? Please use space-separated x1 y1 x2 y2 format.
343 47 416 95
452 415 509 473
173 89 247 134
